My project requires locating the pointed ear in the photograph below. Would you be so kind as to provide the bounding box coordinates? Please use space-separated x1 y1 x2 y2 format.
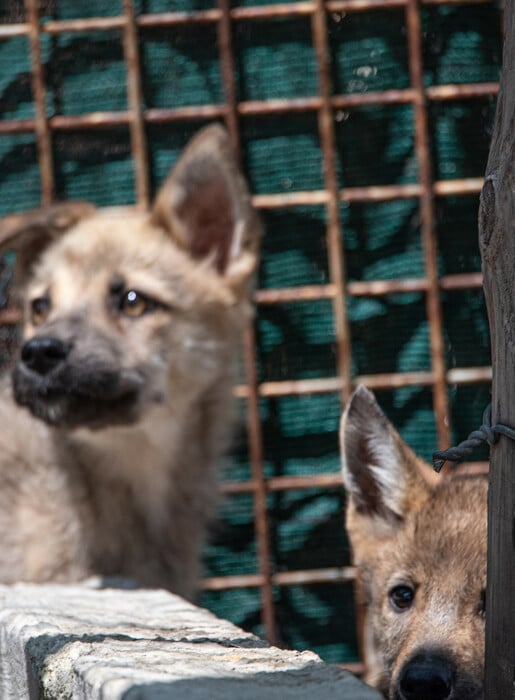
341 386 435 531
0 202 96 283
151 124 262 294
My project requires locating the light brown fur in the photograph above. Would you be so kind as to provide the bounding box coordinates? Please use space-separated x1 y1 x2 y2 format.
341 386 486 700
0 124 261 600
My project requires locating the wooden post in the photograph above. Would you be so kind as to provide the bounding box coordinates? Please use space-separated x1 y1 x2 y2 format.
479 8 515 698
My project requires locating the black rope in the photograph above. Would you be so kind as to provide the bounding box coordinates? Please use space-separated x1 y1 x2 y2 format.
433 404 515 473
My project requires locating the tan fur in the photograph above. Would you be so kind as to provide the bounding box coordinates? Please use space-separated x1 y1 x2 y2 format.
0 124 261 600
341 386 486 700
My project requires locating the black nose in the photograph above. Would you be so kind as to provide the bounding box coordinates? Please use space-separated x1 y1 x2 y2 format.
398 653 454 700
20 337 70 376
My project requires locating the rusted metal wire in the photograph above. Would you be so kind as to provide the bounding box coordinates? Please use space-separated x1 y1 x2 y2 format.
25 0 54 204
239 324 279 643
216 0 277 645
232 365 491 399
122 0 150 209
220 473 344 496
0 88 497 135
312 0 353 403
203 566 357 590
405 0 451 450
27 0 500 35
0 24 29 38
219 459 489 496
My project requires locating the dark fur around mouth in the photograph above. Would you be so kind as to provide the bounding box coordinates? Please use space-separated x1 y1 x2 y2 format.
12 362 145 429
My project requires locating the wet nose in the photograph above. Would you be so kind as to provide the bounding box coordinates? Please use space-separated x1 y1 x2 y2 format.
20 336 71 376
398 653 454 700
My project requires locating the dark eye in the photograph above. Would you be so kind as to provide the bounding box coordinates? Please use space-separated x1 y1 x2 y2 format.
30 297 51 325
389 584 415 612
119 290 155 318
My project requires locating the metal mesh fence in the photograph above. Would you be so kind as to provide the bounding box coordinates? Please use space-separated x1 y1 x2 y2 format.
0 0 501 669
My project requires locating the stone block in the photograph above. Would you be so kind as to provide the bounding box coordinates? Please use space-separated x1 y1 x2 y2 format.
0 581 381 699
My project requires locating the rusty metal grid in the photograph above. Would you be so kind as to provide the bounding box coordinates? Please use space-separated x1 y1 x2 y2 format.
0 0 501 672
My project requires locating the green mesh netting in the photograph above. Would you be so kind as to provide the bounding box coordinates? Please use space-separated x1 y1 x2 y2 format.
0 0 501 665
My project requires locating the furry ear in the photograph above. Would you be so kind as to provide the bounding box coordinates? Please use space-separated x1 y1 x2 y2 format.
0 202 96 283
340 386 434 528
151 124 261 294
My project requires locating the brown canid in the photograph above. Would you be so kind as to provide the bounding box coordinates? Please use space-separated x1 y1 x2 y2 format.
0 124 261 600
341 386 486 700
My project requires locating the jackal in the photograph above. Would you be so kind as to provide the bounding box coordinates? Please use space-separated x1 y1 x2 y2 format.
341 386 486 700
0 124 261 599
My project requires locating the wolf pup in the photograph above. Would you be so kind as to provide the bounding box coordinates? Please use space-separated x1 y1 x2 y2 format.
341 386 486 700
0 124 261 600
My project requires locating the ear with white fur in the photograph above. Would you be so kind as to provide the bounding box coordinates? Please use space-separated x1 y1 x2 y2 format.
151 124 262 295
340 386 433 528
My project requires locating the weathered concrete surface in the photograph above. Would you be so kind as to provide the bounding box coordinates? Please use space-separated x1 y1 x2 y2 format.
0 581 381 700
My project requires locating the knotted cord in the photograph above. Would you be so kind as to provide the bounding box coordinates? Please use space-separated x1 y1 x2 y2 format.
433 404 515 473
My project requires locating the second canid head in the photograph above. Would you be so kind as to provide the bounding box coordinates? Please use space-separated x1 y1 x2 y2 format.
341 386 486 700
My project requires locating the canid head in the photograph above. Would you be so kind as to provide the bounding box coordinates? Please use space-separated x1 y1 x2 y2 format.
341 386 487 700
3 125 261 430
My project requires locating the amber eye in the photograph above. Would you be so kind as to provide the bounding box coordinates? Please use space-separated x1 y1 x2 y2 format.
30 297 51 325
119 290 151 318
389 584 415 612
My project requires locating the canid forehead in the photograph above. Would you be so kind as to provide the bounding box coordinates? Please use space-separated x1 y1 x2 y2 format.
27 213 234 307
34 214 186 278
412 476 487 555
382 477 487 584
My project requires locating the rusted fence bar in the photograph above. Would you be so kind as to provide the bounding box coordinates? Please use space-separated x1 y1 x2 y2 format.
0 88 497 134
122 0 150 209
405 0 450 449
216 0 278 646
311 0 353 402
24 0 54 204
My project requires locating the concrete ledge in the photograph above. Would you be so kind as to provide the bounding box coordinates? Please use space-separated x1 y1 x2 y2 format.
0 580 380 699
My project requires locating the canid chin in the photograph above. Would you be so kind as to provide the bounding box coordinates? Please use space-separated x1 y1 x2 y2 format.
12 363 144 429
